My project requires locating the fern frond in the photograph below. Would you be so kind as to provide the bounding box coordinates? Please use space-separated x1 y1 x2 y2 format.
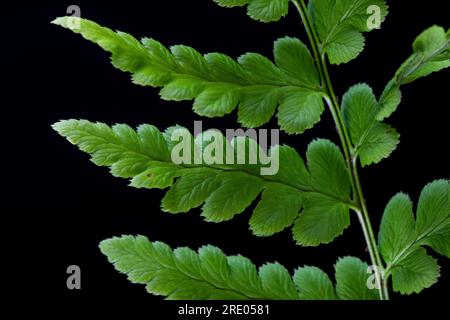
341 83 400 166
52 17 325 134
100 235 379 300
53 119 354 246
378 179 450 294
377 25 450 120
308 0 388 64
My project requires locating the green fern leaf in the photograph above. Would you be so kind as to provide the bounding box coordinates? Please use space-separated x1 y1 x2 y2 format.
53 119 353 246
341 83 400 166
308 0 388 64
378 180 450 294
101 235 378 300
377 25 450 120
52 17 324 134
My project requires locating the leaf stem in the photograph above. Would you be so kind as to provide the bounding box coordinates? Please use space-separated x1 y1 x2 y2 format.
293 0 389 300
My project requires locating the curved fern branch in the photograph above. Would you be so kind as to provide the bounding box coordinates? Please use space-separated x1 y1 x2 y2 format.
53 119 355 245
52 17 326 134
100 235 379 300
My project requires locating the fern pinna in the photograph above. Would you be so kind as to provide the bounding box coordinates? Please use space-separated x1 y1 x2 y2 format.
52 0 449 300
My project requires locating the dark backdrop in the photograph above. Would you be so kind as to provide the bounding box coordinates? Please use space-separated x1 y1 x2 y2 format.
3 0 449 314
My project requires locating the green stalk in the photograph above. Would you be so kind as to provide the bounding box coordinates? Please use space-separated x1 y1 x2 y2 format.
293 0 389 300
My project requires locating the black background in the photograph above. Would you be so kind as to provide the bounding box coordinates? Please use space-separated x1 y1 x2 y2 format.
3 0 449 315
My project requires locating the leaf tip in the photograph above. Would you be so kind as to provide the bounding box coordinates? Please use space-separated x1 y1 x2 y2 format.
50 16 64 25
51 120 70 135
